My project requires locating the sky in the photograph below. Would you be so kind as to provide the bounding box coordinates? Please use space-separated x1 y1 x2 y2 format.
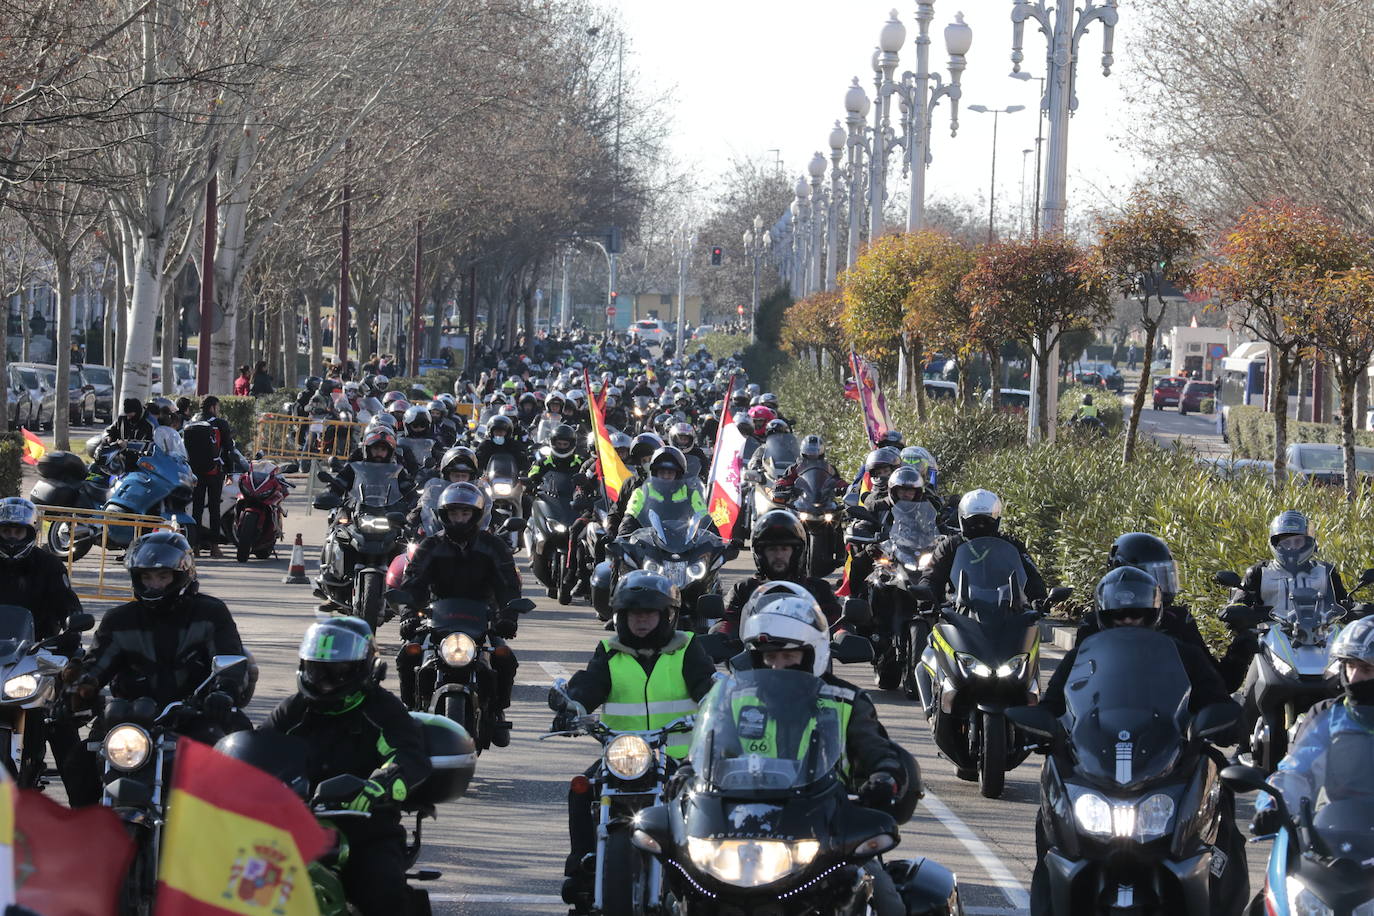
603 0 1148 232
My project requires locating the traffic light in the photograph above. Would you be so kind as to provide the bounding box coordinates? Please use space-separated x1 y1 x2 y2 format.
609 291 618 305
710 246 723 266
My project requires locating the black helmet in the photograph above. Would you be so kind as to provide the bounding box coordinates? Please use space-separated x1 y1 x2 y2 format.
438 482 487 541
1093 566 1163 630
751 509 807 579
800 435 825 461
764 418 791 437
127 531 197 607
610 571 679 650
877 430 905 449
648 446 686 480
550 424 578 459
439 446 479 480
629 433 663 469
1083 394 1094 405
1330 617 1374 706
488 415 514 439
297 617 376 709
362 426 396 462
1108 533 1180 604
0 497 38 560
304 376 323 393
864 447 901 480
887 465 925 502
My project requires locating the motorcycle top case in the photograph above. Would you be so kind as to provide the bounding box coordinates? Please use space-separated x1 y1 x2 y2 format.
410 711 476 805
37 451 87 483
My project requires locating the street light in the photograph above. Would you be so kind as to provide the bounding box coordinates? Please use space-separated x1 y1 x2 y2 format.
1010 70 1046 240
867 11 905 241
966 104 1024 243
807 153 827 294
843 78 871 269
826 121 846 288
1019 148 1033 238
742 215 771 346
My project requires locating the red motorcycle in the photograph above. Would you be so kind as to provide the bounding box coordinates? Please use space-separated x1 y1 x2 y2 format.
232 461 292 562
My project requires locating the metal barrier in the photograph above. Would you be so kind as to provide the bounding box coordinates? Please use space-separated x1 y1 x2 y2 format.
37 505 176 602
255 413 365 464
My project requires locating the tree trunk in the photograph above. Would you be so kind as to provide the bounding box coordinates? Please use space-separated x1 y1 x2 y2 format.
1341 372 1358 502
20 286 31 363
1033 342 1051 443
266 301 282 383
1358 366 1370 433
120 234 164 401
307 286 323 379
355 297 373 368
1272 350 1294 484
54 255 73 452
910 337 927 422
281 294 298 388
1123 321 1159 463
160 282 177 403
987 346 1001 409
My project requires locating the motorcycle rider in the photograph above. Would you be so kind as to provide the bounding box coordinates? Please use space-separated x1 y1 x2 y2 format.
66 531 249 805
397 404 440 473
330 426 415 497
918 489 1048 603
719 509 841 634
525 424 585 492
774 434 847 496
1072 393 1098 423
1233 510 1348 608
396 482 522 746
101 397 155 447
474 414 528 470
616 446 714 539
265 617 431 916
666 421 708 472
552 573 716 912
863 464 942 522
436 446 480 484
846 446 901 507
605 432 663 536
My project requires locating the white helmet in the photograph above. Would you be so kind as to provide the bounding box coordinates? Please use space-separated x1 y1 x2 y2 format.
957 488 1004 539
739 581 816 624
740 593 830 676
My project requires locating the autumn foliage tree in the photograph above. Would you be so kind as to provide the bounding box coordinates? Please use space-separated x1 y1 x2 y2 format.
1095 190 1203 462
961 237 1112 442
782 288 847 377
902 236 979 404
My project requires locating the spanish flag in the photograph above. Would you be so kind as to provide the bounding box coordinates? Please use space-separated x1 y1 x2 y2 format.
19 429 45 466
584 369 632 503
155 738 330 916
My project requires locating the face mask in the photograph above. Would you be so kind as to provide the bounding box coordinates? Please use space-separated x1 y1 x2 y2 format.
492 436 505 445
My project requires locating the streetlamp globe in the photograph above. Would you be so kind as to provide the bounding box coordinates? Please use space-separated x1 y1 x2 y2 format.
763 230 772 247
829 121 847 153
879 9 907 54
753 214 764 233
808 152 827 179
742 229 752 248
844 78 870 117
790 199 800 219
795 176 810 200
945 12 973 56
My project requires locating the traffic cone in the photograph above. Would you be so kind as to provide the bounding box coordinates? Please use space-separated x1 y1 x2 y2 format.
282 533 308 584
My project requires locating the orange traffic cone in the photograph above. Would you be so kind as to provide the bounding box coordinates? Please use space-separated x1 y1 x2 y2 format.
282 533 308 584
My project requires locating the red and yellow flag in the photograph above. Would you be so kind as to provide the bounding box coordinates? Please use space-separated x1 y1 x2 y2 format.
155 738 330 916
19 429 45 467
584 370 633 503
15 787 132 916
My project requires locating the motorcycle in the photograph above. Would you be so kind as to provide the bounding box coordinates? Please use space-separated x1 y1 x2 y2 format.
485 454 525 552
861 501 941 697
631 667 962 916
388 593 534 753
1215 567 1374 773
396 433 438 476
746 432 800 527
785 465 845 577
545 679 691 916
231 460 292 563
0 605 93 787
1008 629 1242 916
915 536 1071 798
569 495 613 614
213 716 477 916
527 469 580 602
313 462 409 631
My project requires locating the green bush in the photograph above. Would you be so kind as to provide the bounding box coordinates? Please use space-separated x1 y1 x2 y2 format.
1199 398 1216 414
216 396 259 453
1058 384 1123 431
0 441 20 497
1227 404 1374 460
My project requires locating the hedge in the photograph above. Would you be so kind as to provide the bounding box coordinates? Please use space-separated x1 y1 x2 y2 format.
0 439 20 498
1058 384 1123 431
1227 405 1374 460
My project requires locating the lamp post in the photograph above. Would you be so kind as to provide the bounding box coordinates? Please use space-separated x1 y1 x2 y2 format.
1019 148 1033 237
1010 71 1046 240
1011 0 1118 442
868 12 905 241
793 177 811 295
826 122 846 289
674 228 695 357
742 216 771 346
966 104 1024 243
889 6 973 231
843 78 870 270
808 152 826 294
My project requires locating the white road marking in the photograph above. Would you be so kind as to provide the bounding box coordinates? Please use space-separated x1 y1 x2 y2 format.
922 788 1030 913
518 660 574 687
429 893 563 904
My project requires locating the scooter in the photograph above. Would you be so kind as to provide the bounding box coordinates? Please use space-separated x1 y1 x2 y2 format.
527 469 580 600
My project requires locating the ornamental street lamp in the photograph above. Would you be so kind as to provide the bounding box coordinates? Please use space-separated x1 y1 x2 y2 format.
742 216 771 346
807 153 827 294
868 11 905 241
965 104 1024 243
843 78 871 270
827 121 846 288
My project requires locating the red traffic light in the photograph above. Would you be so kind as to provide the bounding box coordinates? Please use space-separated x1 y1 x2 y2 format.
711 246 723 266
736 304 745 315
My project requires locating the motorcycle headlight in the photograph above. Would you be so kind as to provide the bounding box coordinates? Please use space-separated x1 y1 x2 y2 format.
359 517 391 532
996 654 1030 680
955 652 993 678
824 513 835 523
797 512 814 521
642 560 663 575
918 551 934 570
903 561 920 572
3 674 39 700
604 734 653 780
1288 877 1335 916
1071 788 1174 841
1135 793 1176 841
439 632 478 667
492 482 514 497
1270 650 1295 677
337 512 351 526
1072 790 1114 837
684 837 819 888
551 522 567 534
104 724 151 772
686 560 707 581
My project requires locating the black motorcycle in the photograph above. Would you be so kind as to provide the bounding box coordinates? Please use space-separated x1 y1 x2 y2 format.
915 536 1071 798
0 605 93 787
631 667 961 915
863 501 941 697
569 494 613 612
314 462 410 630
388 594 534 754
485 453 525 551
785 465 845 577
1008 628 1242 916
528 469 580 602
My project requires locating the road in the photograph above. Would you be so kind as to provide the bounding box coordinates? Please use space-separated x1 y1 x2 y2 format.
1112 372 1230 458
24 425 1261 914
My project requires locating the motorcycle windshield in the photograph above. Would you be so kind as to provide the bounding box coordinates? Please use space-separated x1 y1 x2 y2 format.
761 434 799 478
690 669 844 792
347 462 404 509
428 597 490 639
1313 801 1374 865
486 454 517 483
0 606 35 661
950 537 1029 618
1063 628 1189 790
1280 584 1341 645
213 730 311 798
248 463 277 490
533 417 560 444
638 478 701 551
418 479 447 537
889 502 939 553
793 466 834 512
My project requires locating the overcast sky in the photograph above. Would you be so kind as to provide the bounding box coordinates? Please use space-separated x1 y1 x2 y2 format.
603 0 1148 230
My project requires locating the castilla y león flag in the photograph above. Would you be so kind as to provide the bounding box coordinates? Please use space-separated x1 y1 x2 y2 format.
849 351 893 446
706 375 745 541
155 737 330 916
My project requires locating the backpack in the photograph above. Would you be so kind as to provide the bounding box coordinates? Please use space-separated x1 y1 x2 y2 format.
183 420 221 474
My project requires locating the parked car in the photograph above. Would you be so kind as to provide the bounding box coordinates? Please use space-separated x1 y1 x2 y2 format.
10 363 53 431
691 324 715 339
982 387 1032 412
1285 443 1374 486
77 364 115 420
1151 375 1187 410
629 319 667 347
924 379 957 401
1094 364 1125 393
151 357 196 397
5 368 32 431
32 364 96 426
1074 370 1106 389
1196 456 1277 483
1178 380 1216 416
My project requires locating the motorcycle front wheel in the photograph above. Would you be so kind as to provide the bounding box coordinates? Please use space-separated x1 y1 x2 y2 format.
557 546 574 606
979 711 1007 799
356 570 383 631
601 827 647 916
235 511 258 563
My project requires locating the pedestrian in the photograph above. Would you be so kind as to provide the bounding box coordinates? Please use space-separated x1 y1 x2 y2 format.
249 359 274 396
184 396 235 558
233 365 251 396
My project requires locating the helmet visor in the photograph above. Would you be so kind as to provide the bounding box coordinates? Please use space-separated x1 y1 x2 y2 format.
298 625 372 663
1137 560 1179 598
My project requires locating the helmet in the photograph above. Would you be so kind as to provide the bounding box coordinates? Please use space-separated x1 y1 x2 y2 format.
1269 510 1316 571
1082 394 1094 405
439 446 479 480
751 509 807 579
733 411 753 435
438 482 487 541
629 433 663 468
741 593 830 676
371 413 397 431
764 418 791 437
800 435 825 461
887 466 925 501
545 392 565 412
1329 616 1374 705
759 392 779 411
747 405 776 433
488 415 514 441
297 617 376 708
877 430 905 449
669 422 696 450
126 531 197 606
648 446 686 480
0 497 39 560
342 381 361 398
1108 533 1180 604
550 424 578 459
1093 566 1163 630
865 447 901 479
565 389 586 407
362 426 397 461
402 404 432 436
610 571 680 650
518 392 538 411
303 376 322 393
382 390 407 407
745 383 761 400
610 430 633 458
908 446 938 488
957 489 1003 538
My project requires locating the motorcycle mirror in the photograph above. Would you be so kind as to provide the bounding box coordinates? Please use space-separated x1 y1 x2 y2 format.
313 493 341 511
315 470 333 485
67 612 95 633
695 594 725 628
501 517 528 534
846 505 879 524
329 457 343 472
211 654 249 676
1005 705 1062 741
841 598 872 627
695 632 740 665
830 631 874 665
1190 702 1240 742
1219 764 1292 826
385 588 414 606
254 450 265 460
371 660 388 684
1360 568 1374 588
314 773 368 805
1212 570 1243 589
505 598 536 615
1045 586 1073 608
